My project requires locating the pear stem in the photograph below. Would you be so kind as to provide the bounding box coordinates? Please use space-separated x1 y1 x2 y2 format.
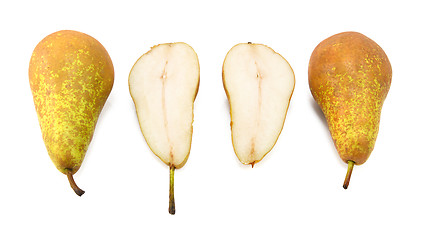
67 172 85 196
169 166 175 215
343 161 355 189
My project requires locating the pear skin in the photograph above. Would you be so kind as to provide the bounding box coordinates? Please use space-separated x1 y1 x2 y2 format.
308 32 392 188
29 30 114 196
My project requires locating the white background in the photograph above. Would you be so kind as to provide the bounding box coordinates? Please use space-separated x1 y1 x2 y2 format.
1 0 420 239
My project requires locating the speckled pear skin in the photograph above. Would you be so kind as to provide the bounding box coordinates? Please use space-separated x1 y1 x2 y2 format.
29 30 114 175
309 32 392 165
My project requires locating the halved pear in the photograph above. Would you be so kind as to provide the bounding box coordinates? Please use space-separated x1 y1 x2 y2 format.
129 42 199 214
223 43 295 166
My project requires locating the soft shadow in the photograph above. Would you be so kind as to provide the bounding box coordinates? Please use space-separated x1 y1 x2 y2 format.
224 98 230 112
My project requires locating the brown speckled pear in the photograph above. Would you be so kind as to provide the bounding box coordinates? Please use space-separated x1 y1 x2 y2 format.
308 32 392 189
29 30 114 196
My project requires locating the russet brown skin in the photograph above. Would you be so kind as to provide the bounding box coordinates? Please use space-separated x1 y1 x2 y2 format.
309 32 392 188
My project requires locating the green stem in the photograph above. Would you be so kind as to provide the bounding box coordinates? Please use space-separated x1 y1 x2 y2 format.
169 166 175 215
66 172 85 196
343 161 355 189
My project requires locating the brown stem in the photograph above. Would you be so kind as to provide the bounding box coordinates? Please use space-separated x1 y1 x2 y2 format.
169 166 175 215
343 161 355 189
67 172 85 196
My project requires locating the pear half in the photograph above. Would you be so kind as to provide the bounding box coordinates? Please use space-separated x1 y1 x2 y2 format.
223 43 295 166
129 42 199 214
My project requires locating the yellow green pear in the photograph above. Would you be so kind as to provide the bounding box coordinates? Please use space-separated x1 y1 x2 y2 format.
308 32 392 189
29 30 114 196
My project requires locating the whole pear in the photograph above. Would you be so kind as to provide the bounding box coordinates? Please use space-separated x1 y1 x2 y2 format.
308 32 392 189
29 30 114 196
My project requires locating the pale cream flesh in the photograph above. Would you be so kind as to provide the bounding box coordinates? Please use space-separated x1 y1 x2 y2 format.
129 43 199 168
223 43 295 165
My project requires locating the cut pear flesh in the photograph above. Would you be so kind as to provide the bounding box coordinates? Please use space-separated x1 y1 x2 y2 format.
129 43 199 169
223 43 295 166
129 42 199 214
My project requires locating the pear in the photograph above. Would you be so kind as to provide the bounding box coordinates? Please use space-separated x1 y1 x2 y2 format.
129 42 199 214
223 43 295 166
308 32 392 189
29 30 114 196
